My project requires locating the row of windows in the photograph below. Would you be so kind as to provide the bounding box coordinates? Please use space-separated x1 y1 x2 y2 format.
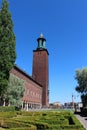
25 89 41 99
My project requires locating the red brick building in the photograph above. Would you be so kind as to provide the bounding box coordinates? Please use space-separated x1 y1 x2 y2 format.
11 34 49 110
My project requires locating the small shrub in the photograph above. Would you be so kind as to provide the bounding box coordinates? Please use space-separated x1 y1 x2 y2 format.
8 125 37 130
0 111 16 119
0 106 15 112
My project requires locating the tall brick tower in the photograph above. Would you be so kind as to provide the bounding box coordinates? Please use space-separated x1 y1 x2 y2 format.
32 34 49 107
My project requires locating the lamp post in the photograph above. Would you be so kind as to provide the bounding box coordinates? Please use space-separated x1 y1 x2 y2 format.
72 94 74 109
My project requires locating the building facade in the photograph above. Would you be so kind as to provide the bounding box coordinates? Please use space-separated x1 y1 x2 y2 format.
11 65 42 110
11 34 49 110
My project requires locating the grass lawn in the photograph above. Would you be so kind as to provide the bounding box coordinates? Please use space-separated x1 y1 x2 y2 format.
0 110 85 130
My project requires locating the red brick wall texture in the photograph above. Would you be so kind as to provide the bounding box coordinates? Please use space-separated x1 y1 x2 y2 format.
11 66 42 106
32 49 49 107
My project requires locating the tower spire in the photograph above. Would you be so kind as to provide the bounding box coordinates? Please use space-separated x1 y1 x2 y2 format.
40 33 43 38
37 33 46 50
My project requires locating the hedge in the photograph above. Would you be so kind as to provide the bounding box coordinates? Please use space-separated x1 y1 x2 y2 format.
0 112 16 119
9 126 37 130
0 106 15 112
0 111 85 130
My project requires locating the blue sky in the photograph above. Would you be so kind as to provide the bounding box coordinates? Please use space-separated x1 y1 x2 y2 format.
1 0 87 104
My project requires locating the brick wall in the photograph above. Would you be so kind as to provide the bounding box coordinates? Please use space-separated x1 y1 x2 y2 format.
32 49 49 107
11 66 42 105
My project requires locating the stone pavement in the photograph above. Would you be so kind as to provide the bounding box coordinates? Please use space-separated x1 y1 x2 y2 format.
75 114 87 130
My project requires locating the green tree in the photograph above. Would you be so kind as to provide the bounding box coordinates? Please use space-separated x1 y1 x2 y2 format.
75 68 87 107
0 0 16 96
7 74 25 107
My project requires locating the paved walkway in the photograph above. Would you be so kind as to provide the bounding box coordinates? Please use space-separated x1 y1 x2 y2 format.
75 114 87 130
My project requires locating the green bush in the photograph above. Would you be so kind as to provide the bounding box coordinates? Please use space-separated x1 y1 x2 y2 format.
19 111 42 116
9 126 36 130
0 111 85 130
0 112 16 119
1 119 36 129
0 106 15 112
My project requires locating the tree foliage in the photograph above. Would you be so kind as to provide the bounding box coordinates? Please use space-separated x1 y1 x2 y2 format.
75 68 87 107
0 0 16 96
7 74 25 107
